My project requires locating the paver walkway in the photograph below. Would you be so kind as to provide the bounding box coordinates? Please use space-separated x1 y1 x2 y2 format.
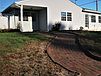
47 33 101 76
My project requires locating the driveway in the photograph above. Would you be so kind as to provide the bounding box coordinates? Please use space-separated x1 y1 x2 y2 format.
47 32 101 76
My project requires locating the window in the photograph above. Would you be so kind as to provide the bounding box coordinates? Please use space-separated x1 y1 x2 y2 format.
91 15 96 22
98 16 101 23
67 12 72 21
85 14 89 27
61 12 66 21
61 12 72 21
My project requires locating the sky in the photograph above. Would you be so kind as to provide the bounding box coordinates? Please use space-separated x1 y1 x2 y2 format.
0 0 16 12
0 0 101 12
71 0 101 11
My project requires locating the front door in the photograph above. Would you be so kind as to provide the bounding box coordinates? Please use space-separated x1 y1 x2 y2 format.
32 12 39 31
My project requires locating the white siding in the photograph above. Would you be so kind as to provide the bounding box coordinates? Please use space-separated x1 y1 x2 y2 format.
47 0 83 30
0 16 8 29
10 15 16 29
4 0 99 31
83 12 101 31
22 16 33 32
16 0 84 31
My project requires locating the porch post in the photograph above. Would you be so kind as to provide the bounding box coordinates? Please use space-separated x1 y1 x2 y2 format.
20 5 23 31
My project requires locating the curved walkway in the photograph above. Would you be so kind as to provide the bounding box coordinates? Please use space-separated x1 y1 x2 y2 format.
47 33 101 76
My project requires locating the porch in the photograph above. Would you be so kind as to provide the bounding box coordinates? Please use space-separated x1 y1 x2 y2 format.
2 4 48 32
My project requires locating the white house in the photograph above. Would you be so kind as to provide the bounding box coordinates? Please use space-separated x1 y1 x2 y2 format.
0 0 101 32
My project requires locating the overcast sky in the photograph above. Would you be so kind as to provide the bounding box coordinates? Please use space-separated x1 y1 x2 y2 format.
0 0 101 12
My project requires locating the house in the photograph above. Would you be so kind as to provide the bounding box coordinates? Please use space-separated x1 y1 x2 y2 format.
0 0 101 32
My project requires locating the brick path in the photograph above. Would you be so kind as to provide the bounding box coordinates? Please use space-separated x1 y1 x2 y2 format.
47 33 101 76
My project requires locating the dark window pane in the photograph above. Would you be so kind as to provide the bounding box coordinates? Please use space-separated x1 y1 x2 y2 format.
67 12 72 21
91 15 96 22
61 17 66 21
99 16 101 23
61 12 66 21
61 12 66 17
85 14 89 27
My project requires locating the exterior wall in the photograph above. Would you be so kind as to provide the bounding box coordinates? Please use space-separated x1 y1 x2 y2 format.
16 0 48 7
22 16 33 32
6 14 33 32
14 15 33 32
47 0 84 30
1 15 19 30
2 0 101 31
6 10 33 32
10 15 17 29
83 12 101 31
14 16 19 29
16 0 84 31
0 16 8 29
16 0 49 32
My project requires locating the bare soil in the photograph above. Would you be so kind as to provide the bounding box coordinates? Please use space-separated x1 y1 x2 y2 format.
0 40 73 76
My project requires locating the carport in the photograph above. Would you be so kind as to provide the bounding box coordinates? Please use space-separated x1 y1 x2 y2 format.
2 3 48 32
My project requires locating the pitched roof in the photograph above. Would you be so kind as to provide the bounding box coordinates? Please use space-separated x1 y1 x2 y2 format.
82 8 101 14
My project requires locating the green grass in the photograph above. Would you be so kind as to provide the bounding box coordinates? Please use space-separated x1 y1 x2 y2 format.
79 31 101 42
0 32 49 56
78 31 101 55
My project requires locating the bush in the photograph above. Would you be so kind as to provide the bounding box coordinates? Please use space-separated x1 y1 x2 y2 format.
69 26 73 30
79 26 84 31
17 22 21 29
52 23 61 31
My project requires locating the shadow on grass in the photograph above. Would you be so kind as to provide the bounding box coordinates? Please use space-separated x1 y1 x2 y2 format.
75 37 101 61
51 38 82 52
50 32 101 61
18 32 49 41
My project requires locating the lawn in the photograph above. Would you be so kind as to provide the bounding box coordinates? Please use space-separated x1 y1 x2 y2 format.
0 32 49 56
0 32 71 76
77 31 101 55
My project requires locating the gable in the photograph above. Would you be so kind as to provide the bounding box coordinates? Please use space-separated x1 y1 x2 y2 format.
16 0 48 7
16 0 82 11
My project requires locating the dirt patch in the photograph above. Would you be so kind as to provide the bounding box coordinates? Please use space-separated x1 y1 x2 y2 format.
0 40 74 76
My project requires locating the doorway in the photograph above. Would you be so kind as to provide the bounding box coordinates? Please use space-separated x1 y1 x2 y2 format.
31 8 47 31
32 12 39 31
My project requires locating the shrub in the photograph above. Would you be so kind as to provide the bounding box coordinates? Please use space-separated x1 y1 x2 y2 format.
69 26 73 30
79 26 84 30
17 22 21 29
52 22 61 31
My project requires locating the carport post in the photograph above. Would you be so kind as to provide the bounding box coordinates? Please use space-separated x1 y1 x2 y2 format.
20 5 23 31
